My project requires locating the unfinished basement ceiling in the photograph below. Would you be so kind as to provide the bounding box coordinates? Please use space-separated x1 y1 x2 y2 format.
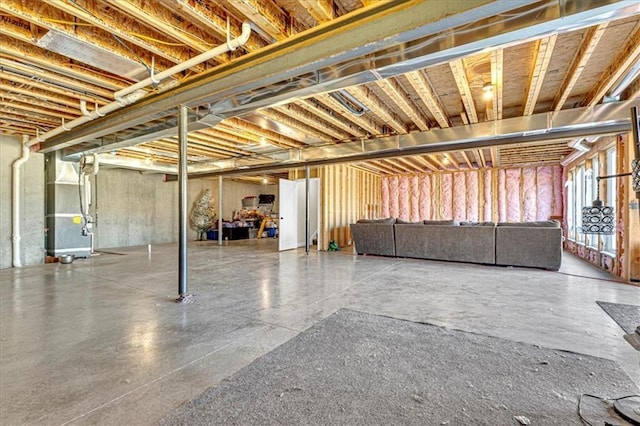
1 0 639 176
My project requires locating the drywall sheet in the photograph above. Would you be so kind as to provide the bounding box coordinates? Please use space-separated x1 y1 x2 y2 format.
483 170 492 222
506 169 521 222
522 168 537 221
536 166 553 221
410 175 420 222
389 176 399 219
453 172 466 222
498 169 507 222
398 176 409 220
419 175 430 220
466 172 479 222
381 177 389 218
440 174 453 220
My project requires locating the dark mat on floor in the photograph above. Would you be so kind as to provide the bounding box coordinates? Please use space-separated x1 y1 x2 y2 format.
597 301 640 334
157 309 638 426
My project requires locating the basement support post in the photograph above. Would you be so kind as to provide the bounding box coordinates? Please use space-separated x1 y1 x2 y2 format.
218 175 223 246
177 105 191 303
305 165 310 254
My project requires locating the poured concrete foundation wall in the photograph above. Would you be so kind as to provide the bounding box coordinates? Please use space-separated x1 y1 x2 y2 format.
92 168 277 249
0 135 45 269
381 165 563 222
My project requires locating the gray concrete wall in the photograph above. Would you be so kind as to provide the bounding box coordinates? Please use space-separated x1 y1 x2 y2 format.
0 135 45 269
93 169 278 249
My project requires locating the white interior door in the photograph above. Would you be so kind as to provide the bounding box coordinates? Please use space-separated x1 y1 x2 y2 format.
278 178 298 251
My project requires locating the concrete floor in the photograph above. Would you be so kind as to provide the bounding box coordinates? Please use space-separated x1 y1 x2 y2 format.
1 240 638 425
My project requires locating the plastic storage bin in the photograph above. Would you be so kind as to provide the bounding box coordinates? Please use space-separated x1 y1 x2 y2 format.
206 230 218 240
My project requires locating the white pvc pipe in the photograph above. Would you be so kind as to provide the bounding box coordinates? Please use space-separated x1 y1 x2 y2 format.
11 136 30 267
26 22 252 148
115 22 252 101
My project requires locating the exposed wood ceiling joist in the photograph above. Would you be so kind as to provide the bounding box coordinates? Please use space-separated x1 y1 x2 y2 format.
490 49 503 120
450 59 478 124
346 85 408 134
404 70 450 128
553 23 608 111
375 78 429 131
586 24 640 106
1 0 639 178
523 35 557 116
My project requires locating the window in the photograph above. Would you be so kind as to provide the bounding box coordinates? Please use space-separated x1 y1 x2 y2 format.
586 158 598 248
603 148 617 253
575 165 585 244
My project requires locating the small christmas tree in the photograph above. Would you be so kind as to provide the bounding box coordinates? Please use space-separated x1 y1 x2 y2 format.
191 189 217 240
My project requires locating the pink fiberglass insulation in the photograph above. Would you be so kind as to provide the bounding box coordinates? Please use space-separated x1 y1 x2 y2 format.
389 176 399 218
552 166 563 217
381 177 390 218
410 175 420 222
498 169 507 222
506 169 521 222
466 172 479 222
419 175 430 220
452 172 466 221
398 175 410 220
483 170 492 221
536 166 553 221
440 174 453 219
522 167 537 221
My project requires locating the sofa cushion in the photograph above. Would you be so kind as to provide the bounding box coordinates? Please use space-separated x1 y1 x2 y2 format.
395 224 495 264
497 220 559 228
460 221 496 227
396 218 422 224
357 218 397 224
423 220 460 226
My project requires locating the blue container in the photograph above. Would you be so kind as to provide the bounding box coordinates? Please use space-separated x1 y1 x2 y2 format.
206 230 218 240
265 228 276 237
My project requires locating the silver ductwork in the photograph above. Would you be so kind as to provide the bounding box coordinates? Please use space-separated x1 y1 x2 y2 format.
39 0 640 155
111 100 637 177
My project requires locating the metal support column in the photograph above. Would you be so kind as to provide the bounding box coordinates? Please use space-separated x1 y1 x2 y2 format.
177 105 191 302
218 175 223 246
305 165 310 254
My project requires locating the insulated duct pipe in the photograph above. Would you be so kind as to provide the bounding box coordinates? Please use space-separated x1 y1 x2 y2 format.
11 136 30 267
26 22 252 149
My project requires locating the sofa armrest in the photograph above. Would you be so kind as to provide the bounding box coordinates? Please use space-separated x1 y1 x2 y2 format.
350 223 396 256
495 226 562 270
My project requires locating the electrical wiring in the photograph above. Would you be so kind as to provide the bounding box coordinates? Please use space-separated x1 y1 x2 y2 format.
129 32 186 47
578 393 640 426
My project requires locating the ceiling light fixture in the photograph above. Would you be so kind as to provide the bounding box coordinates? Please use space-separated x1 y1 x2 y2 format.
37 30 148 81
482 83 493 101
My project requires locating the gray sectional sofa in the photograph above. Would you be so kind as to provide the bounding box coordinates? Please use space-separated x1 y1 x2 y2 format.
350 219 562 270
